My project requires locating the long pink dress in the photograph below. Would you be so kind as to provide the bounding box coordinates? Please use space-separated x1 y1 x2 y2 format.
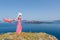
16 16 22 35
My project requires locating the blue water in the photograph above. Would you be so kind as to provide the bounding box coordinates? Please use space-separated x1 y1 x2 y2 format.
0 22 60 40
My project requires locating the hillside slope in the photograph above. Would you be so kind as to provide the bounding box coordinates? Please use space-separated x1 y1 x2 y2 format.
0 32 58 40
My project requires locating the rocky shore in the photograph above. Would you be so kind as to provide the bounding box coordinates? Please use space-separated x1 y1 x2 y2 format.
0 32 58 40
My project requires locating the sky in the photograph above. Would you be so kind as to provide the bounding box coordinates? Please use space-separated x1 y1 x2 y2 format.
0 0 60 21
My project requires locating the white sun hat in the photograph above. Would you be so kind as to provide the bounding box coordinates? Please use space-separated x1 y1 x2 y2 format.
18 12 22 16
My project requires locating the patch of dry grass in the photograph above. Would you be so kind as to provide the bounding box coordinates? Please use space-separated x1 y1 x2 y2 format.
0 32 58 40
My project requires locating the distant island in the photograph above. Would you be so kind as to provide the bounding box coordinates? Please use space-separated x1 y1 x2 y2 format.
22 20 55 24
0 20 60 24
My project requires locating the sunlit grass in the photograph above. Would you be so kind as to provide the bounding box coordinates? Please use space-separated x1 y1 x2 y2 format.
0 32 58 40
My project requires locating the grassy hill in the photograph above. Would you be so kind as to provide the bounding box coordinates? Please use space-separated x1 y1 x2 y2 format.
0 32 58 40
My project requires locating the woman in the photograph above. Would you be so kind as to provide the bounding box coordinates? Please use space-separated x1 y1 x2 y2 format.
16 13 22 35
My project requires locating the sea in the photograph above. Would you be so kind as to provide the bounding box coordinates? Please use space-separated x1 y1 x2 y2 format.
0 22 60 40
